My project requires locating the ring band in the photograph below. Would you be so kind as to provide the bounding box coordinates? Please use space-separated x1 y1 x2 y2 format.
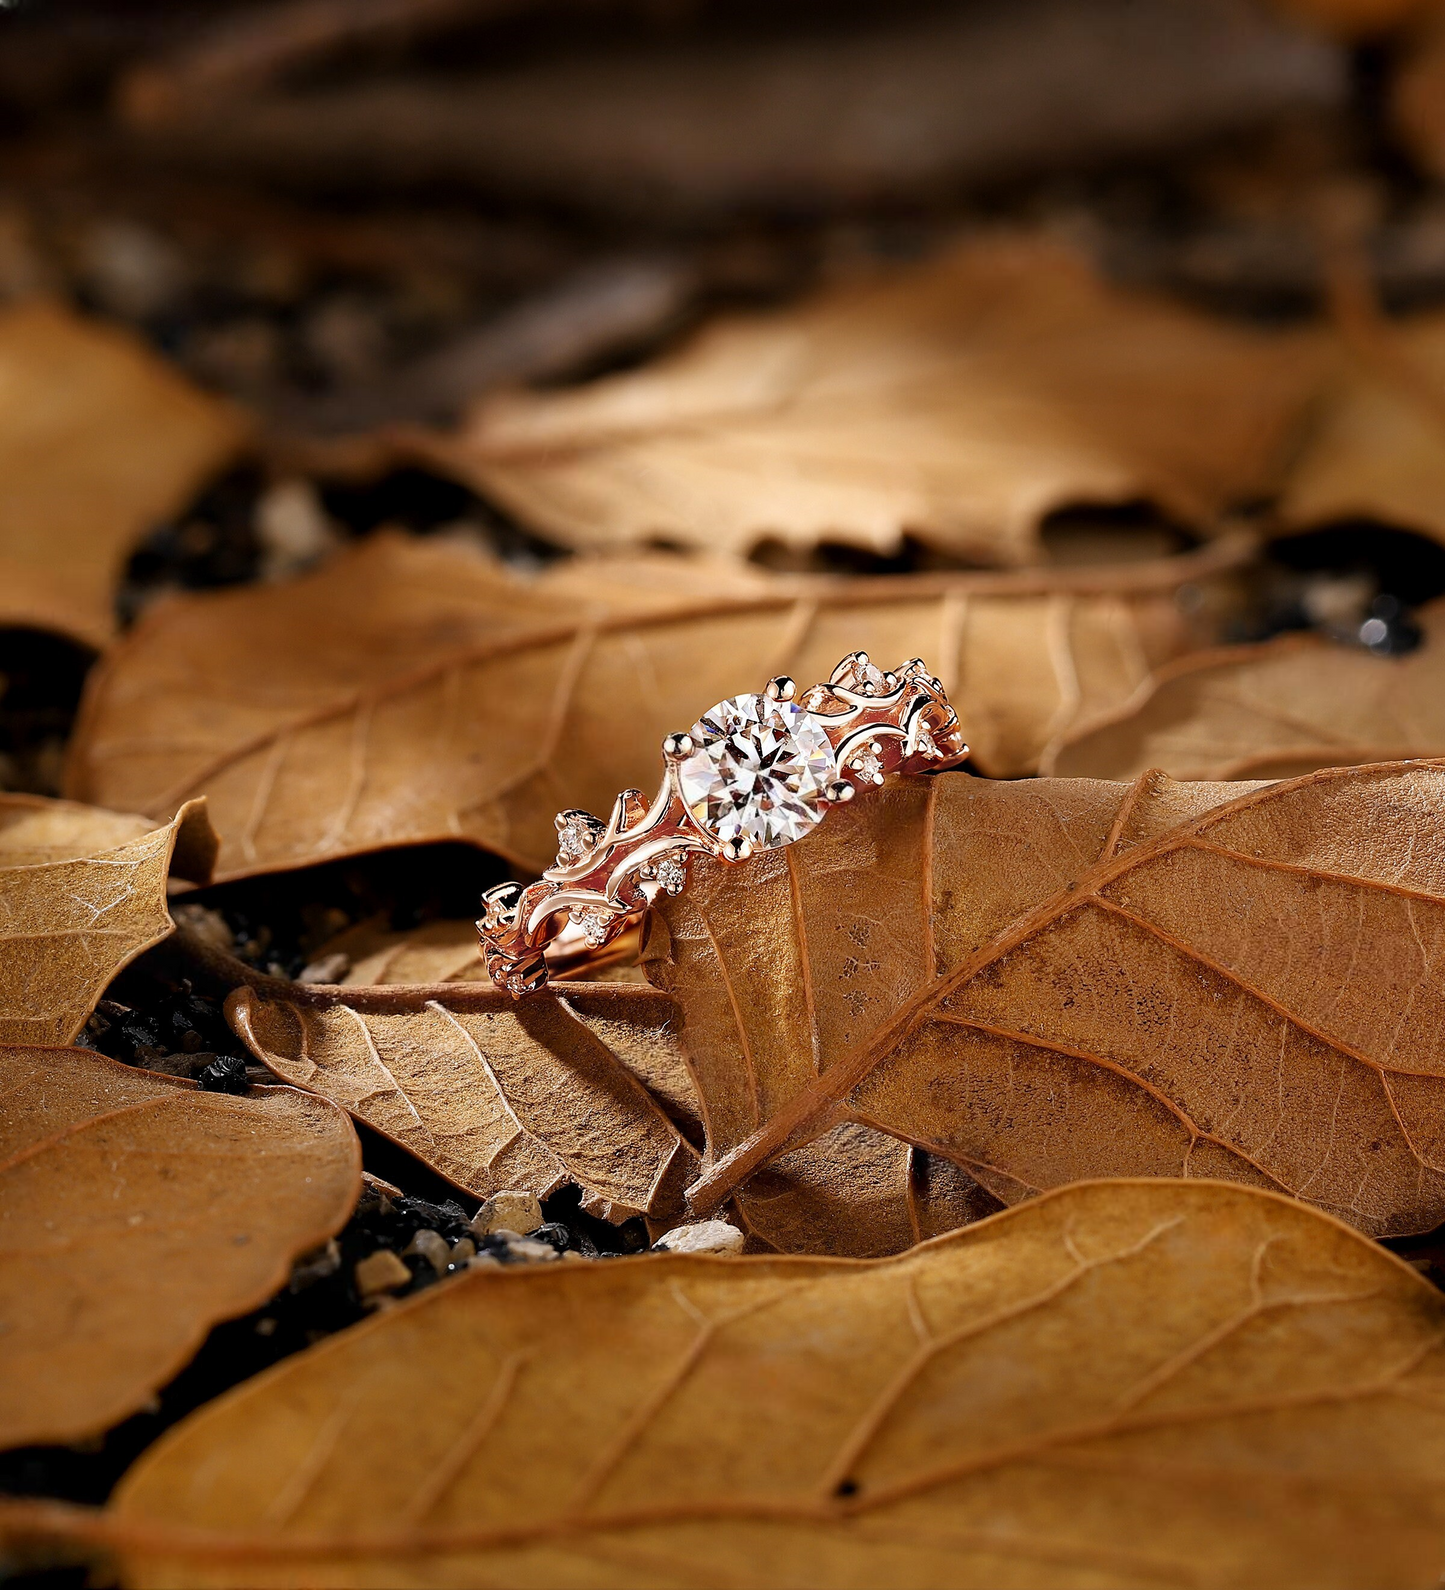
476 652 968 994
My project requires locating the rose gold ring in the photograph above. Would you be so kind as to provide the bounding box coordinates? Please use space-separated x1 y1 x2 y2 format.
476 652 968 995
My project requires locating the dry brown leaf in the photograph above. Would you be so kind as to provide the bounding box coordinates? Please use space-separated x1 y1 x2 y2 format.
1276 309 1445 543
733 1122 1001 1258
65 529 1251 880
228 982 700 1222
0 794 216 1048
229 977 978 1252
1047 605 1445 780
0 301 249 647
427 237 1327 564
0 1044 359 1447
651 761 1445 1239
314 916 489 986
10 1180 1440 1588
67 532 566 796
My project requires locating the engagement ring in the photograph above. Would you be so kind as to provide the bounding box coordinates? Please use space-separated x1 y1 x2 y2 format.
477 652 968 994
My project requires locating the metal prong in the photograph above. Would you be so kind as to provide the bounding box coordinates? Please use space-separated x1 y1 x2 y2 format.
856 652 870 667
825 780 856 803
718 836 754 863
483 881 522 905
765 675 796 702
663 732 694 758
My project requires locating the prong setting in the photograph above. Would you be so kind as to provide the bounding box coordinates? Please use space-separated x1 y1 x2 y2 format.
765 675 797 702
663 732 694 758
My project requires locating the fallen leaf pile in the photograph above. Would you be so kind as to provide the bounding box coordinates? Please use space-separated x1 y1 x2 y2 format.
10 1182 1445 1589
228 981 699 1223
656 761 1445 1241
64 528 1250 876
18 57 1445 1583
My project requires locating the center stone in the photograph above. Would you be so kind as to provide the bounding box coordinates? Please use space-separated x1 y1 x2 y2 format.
678 693 837 850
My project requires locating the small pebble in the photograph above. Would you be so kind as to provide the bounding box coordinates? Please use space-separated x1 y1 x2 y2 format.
403 1228 450 1275
496 1232 559 1263
297 950 351 985
450 1237 476 1265
529 1221 571 1253
170 903 236 955
256 479 341 582
651 1220 745 1257
354 1249 412 1298
81 218 188 319
470 1189 544 1238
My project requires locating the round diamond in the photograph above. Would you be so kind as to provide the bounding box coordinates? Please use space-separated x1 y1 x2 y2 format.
678 694 838 850
656 855 688 895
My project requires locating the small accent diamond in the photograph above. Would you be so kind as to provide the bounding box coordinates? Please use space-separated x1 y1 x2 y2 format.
656 855 687 895
577 907 612 948
833 652 888 696
916 722 940 759
849 739 884 785
554 809 602 866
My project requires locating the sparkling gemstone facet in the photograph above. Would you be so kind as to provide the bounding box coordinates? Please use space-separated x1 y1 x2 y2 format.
678 694 838 850
554 810 602 867
656 855 688 895
574 906 612 947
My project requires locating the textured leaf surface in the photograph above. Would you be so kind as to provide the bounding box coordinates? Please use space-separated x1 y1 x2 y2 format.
66 530 1247 880
654 761 1445 1237
431 237 1327 563
0 302 248 647
0 1046 359 1447
78 1181 1445 1589
321 917 490 986
0 795 216 1047
228 982 978 1253
1048 607 1445 780
229 983 700 1222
